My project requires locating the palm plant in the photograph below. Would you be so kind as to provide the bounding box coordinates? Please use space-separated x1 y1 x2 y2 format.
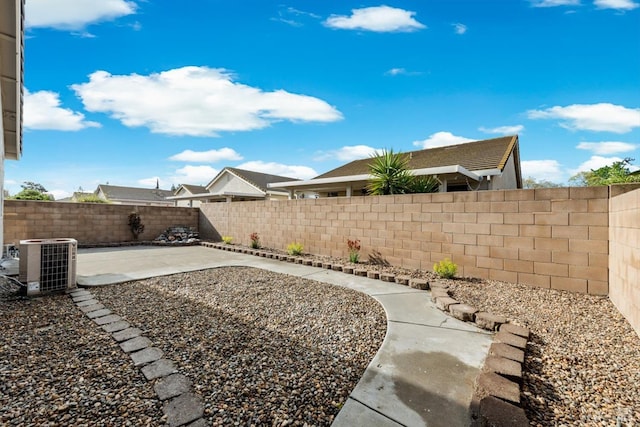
367 149 414 195
409 175 439 193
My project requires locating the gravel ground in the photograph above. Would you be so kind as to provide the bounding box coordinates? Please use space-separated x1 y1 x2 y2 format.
446 279 640 427
0 294 162 426
89 266 387 426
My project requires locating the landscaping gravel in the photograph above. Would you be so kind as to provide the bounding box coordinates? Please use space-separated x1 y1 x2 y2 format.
1 267 385 426
0 295 162 426
447 279 640 427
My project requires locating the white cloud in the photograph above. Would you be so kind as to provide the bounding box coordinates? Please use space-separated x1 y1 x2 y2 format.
530 0 580 7
24 89 101 131
453 23 467 34
324 6 426 32
479 125 525 135
169 148 243 163
170 165 219 186
315 145 380 162
49 189 72 200
527 103 640 133
384 67 421 76
594 0 639 10
576 141 638 154
521 160 565 182
570 155 624 175
71 66 343 137
26 0 137 30
413 131 474 149
236 161 317 180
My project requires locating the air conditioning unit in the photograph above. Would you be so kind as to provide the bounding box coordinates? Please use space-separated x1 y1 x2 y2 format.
19 238 77 296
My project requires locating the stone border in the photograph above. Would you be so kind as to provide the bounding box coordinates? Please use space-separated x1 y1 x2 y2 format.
69 288 206 427
202 241 531 426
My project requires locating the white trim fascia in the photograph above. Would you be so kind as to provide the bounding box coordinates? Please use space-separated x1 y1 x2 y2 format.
268 165 482 189
470 168 502 177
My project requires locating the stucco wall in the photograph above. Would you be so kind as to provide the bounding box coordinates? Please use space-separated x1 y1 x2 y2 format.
609 188 640 336
4 200 198 245
200 187 611 295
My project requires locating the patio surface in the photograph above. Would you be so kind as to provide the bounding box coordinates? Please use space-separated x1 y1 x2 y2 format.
77 245 492 426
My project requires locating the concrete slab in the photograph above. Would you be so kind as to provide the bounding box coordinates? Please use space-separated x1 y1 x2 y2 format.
76 245 493 427
343 321 492 427
141 358 178 381
131 347 163 366
119 336 152 353
154 373 192 400
112 327 143 342
86 308 112 319
163 392 204 427
79 303 105 313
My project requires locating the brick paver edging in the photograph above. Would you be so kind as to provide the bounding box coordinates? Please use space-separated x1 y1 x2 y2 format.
202 241 531 426
68 288 206 427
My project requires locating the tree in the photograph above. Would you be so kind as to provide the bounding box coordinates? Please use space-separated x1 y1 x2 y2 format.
569 158 640 187
523 177 563 189
367 149 414 195
10 181 54 201
21 181 48 193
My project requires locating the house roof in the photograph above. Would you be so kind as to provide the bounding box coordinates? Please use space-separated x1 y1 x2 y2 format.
316 135 519 179
207 167 298 193
178 184 207 194
96 185 174 203
0 0 24 160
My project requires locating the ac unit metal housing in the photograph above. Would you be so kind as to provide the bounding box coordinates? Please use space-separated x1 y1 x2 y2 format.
19 238 77 296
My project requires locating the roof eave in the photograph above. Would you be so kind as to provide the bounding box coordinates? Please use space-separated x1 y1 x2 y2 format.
1 0 23 160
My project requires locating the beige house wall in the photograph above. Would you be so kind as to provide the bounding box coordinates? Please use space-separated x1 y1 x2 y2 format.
609 188 640 336
200 187 614 295
4 200 198 245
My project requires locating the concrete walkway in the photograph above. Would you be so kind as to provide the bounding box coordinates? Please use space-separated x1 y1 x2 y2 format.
77 246 492 427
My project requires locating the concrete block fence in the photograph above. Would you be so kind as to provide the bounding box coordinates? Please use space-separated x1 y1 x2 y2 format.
200 187 624 296
3 200 198 245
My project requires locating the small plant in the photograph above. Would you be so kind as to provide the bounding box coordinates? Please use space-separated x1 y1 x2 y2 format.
347 238 361 263
434 258 458 279
250 232 260 249
128 212 145 240
287 242 304 256
222 236 233 244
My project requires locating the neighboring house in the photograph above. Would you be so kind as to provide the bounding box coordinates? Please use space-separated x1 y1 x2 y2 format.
167 167 298 205
1 0 24 247
95 184 174 206
269 135 522 198
173 184 207 207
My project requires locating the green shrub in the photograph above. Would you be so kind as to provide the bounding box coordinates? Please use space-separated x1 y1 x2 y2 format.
77 194 109 203
222 236 233 244
287 242 303 256
433 258 457 279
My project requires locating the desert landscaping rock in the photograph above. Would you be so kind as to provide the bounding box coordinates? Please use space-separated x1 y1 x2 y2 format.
141 358 178 381
130 347 164 366
154 374 192 400
119 336 152 353
90 267 386 425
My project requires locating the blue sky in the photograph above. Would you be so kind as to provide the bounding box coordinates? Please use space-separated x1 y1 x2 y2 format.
7 0 640 199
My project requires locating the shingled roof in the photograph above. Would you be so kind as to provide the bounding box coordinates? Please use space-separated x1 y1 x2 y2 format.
218 167 298 192
96 184 174 203
316 135 519 179
178 184 207 194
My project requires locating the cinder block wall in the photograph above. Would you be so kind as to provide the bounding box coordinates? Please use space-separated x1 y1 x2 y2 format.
200 187 612 295
609 188 640 336
4 200 198 245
